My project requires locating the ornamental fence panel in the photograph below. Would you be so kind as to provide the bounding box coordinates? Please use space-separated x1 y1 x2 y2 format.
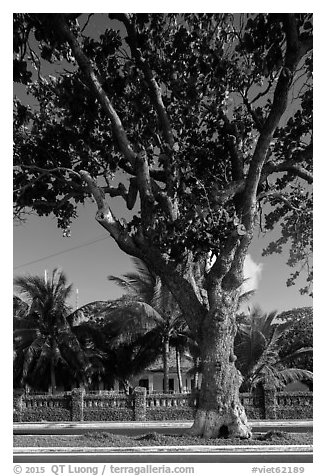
13 388 312 422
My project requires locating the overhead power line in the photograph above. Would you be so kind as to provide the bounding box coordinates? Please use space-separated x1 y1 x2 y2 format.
14 235 110 270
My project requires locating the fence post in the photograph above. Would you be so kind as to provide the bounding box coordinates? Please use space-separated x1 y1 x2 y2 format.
133 386 147 421
13 390 24 422
263 385 277 419
71 388 85 421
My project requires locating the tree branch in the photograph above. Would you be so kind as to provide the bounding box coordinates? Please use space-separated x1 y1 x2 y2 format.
209 180 245 207
79 169 206 336
241 94 264 132
13 164 87 194
14 164 81 178
139 250 207 337
150 179 178 220
110 13 175 150
210 15 313 291
207 146 312 210
79 170 140 257
242 14 309 230
257 191 302 211
265 161 313 183
53 14 137 169
219 113 244 181
249 76 276 105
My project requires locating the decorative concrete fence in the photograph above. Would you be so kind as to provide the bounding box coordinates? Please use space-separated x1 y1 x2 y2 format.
146 391 197 421
13 387 312 422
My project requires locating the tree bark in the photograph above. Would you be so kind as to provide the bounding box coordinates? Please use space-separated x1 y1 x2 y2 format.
188 296 252 439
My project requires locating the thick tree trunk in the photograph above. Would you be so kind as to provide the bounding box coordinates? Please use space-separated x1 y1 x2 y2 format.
188 301 252 439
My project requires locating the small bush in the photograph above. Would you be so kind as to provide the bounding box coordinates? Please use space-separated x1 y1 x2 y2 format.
137 432 167 443
257 431 290 441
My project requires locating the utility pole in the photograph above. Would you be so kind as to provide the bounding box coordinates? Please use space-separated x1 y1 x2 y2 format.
44 269 47 284
75 288 79 311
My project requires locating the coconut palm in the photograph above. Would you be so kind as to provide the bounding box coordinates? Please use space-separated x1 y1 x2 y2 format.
108 259 191 392
234 306 313 392
67 297 166 393
13 269 95 393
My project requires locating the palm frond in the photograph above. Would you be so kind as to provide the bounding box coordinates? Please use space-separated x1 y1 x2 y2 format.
238 289 256 308
13 328 41 351
276 347 313 366
22 337 49 378
275 368 313 387
235 303 313 392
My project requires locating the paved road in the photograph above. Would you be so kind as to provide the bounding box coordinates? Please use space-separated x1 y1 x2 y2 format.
13 452 313 464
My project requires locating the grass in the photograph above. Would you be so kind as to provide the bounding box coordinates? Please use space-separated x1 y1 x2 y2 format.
14 430 312 447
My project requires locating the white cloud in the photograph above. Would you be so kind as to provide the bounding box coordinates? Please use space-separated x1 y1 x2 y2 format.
204 252 263 294
243 254 263 293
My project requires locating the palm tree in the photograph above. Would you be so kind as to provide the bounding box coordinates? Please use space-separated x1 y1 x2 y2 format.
234 306 313 392
13 269 94 393
108 259 190 393
67 296 165 393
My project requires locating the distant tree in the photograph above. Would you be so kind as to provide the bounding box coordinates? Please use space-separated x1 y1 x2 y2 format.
234 306 313 391
277 307 312 374
13 13 312 437
108 258 189 392
13 269 96 392
68 297 166 392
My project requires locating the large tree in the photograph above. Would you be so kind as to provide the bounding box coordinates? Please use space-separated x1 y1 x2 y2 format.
13 13 312 438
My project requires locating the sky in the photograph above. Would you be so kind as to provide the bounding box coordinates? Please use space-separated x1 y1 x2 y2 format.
13 191 312 313
12 11 313 315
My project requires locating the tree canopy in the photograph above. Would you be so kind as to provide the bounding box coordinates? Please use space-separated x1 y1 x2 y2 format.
13 13 313 438
14 13 312 296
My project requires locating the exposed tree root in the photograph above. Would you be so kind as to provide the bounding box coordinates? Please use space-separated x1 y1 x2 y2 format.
188 405 252 439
